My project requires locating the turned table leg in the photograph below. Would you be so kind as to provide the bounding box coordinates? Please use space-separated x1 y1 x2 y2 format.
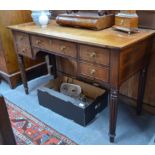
109 89 119 143
137 66 147 115
17 55 29 94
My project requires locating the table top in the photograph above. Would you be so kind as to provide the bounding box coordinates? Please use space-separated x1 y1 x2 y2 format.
8 20 155 49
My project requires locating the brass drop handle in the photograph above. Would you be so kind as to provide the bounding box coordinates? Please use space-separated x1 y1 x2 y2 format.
60 45 66 51
21 48 26 53
90 52 96 58
20 36 24 41
36 40 41 44
90 69 96 75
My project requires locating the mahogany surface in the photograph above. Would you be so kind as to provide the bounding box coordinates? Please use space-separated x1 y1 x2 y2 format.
120 11 155 114
8 21 154 49
9 20 154 143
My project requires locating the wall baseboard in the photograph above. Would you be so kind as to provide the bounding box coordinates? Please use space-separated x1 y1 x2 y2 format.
0 62 48 89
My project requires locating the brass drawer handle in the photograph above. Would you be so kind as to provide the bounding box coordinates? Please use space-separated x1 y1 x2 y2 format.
36 40 41 45
20 36 25 41
90 52 96 58
60 45 66 51
90 69 96 75
21 48 26 53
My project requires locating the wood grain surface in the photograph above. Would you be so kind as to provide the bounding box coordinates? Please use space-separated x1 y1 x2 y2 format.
120 11 155 113
8 20 154 49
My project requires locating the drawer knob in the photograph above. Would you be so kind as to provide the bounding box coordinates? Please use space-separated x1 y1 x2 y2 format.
21 48 26 53
90 69 96 75
20 36 24 41
36 40 41 44
60 45 66 51
90 52 96 58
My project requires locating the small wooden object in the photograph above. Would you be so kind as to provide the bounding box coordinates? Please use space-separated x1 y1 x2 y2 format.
56 11 114 30
113 10 139 34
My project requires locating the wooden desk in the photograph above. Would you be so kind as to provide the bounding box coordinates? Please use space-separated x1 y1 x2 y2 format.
8 21 154 142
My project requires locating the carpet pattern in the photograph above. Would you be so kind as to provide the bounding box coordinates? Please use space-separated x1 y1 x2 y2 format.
1 76 155 144
6 100 76 145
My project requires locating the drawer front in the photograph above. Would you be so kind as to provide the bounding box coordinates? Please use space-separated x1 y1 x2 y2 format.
52 39 77 58
31 35 52 51
14 32 32 58
79 45 110 66
79 62 109 82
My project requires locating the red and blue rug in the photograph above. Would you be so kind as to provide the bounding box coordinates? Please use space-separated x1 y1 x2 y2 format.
6 100 76 145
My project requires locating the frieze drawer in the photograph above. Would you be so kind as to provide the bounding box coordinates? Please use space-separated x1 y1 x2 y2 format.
14 31 32 58
79 62 109 82
31 35 52 51
52 39 77 58
79 45 110 66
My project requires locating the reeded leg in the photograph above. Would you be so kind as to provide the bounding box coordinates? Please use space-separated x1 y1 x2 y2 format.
17 55 29 94
109 89 119 143
137 66 147 115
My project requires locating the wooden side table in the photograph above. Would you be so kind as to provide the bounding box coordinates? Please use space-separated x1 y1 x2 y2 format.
8 21 154 142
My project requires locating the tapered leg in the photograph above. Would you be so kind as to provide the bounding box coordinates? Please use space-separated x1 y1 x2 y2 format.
109 89 119 143
17 55 29 94
137 66 147 115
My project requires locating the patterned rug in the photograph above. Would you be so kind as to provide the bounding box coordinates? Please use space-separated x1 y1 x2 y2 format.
6 100 76 145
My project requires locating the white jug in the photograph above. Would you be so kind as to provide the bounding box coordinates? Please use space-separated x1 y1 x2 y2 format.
39 11 49 28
